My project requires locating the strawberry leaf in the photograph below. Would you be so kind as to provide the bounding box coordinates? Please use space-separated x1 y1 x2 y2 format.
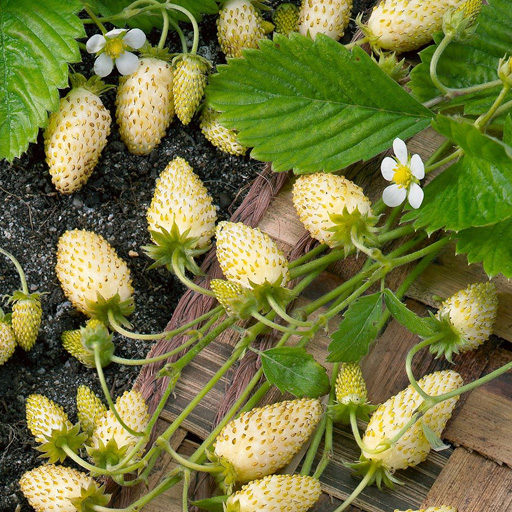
327 292 383 363
383 289 437 337
0 0 84 161
455 218 512 278
404 115 512 233
409 0 512 118
87 0 218 31
206 33 433 174
259 347 330 398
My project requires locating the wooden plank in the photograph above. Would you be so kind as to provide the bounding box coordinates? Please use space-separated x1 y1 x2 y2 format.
443 348 512 466
422 447 512 511
316 423 451 512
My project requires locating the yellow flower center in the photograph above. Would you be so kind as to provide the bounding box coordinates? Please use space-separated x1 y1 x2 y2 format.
393 163 412 189
104 38 125 59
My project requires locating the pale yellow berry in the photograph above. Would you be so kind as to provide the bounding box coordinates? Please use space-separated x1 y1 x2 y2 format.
77 385 107 436
298 0 352 41
335 362 368 405
200 107 247 156
26 394 72 443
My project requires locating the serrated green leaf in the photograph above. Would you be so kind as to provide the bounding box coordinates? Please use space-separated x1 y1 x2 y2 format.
327 292 383 363
409 0 512 116
0 0 84 161
383 289 437 337
207 33 433 174
404 116 512 233
259 347 330 398
190 496 228 512
87 0 218 31
455 218 512 278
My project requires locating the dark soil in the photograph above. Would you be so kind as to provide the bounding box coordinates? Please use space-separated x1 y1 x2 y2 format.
0 2 372 510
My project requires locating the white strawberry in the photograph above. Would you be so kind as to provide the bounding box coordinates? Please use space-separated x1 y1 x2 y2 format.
298 0 353 41
26 394 72 444
200 107 247 156
116 56 174 155
19 464 110 512
0 309 16 365
44 74 111 194
225 474 322 512
77 384 107 437
212 398 323 487
215 221 290 289
363 0 466 53
273 3 300 35
217 0 271 59
55 229 134 325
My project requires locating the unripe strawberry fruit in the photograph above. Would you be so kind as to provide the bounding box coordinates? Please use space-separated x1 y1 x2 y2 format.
395 507 458 512
147 157 217 250
20 464 109 512
200 107 247 156
298 0 353 41
213 398 323 484
362 370 462 472
226 474 322 512
0 310 16 365
62 318 107 367
11 292 42 351
216 221 290 289
44 79 111 194
273 3 300 35
335 362 368 405
26 394 72 443
436 282 498 353
55 229 134 319
173 54 210 125
217 0 268 58
292 173 375 249
90 389 149 460
365 0 465 53
116 57 174 155
77 385 107 437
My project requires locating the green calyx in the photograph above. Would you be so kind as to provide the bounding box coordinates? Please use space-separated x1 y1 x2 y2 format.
371 51 410 83
86 438 129 472
37 422 88 464
69 73 115 96
250 276 296 310
327 207 380 257
144 225 211 276
443 0 481 41
85 292 135 329
70 482 111 512
210 280 260 319
172 52 212 71
329 401 378 425
139 42 171 61
0 308 12 324
80 320 115 367
8 289 42 305
206 450 237 494
346 456 403 491
427 313 467 362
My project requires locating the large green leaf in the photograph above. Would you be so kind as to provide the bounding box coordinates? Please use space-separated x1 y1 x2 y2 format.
87 0 218 31
404 116 512 233
0 0 84 161
207 33 433 174
409 0 512 114
327 293 383 363
455 219 512 278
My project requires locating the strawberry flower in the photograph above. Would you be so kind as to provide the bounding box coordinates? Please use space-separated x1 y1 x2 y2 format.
381 138 425 209
86 28 146 77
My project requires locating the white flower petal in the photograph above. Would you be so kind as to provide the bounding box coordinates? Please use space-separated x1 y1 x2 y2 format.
86 34 106 54
383 184 407 207
116 51 140 75
393 138 408 165
105 28 126 39
381 157 397 181
123 28 146 49
94 53 114 77
410 154 425 180
408 183 424 209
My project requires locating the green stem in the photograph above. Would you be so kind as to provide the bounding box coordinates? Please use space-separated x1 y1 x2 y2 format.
94 344 145 438
377 223 415 245
83 3 107 33
388 237 450 268
171 251 215 297
475 83 511 130
405 334 446 401
169 17 188 53
182 469 190 512
110 307 224 364
430 35 455 95
266 295 312 327
289 243 328 269
159 7 170 49
0 247 29 294
344 36 370 50
251 311 303 334
61 444 111 475
312 363 338 479
166 3 200 54
289 248 346 279
300 410 328 476
491 98 512 121
157 437 222 473
107 309 166 341
425 149 463 174
332 463 378 512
